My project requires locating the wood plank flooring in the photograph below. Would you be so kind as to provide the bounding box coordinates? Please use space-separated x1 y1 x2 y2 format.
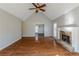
0 37 79 56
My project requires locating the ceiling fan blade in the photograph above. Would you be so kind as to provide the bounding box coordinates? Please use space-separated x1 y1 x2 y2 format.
39 4 46 8
37 3 40 6
32 3 38 8
29 8 36 10
35 10 38 13
40 9 45 12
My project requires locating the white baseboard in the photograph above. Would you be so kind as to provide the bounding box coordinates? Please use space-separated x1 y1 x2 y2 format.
0 37 22 51
22 35 35 38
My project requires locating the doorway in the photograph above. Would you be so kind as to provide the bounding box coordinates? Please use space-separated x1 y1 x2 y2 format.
35 24 44 39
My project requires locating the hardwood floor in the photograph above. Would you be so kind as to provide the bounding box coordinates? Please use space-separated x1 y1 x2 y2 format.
0 37 79 56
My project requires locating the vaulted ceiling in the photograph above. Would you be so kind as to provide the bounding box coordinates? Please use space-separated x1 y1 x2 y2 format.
0 3 79 21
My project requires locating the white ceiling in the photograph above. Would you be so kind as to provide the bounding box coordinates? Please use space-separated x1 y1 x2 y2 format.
0 3 79 20
44 3 79 20
0 3 34 20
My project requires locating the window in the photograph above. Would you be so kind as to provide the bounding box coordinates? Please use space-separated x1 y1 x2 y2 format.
53 23 57 37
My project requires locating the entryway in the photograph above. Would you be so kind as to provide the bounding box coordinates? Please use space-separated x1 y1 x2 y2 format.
35 24 44 41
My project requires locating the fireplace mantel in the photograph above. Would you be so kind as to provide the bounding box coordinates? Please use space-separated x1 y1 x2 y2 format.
56 27 79 52
58 24 79 27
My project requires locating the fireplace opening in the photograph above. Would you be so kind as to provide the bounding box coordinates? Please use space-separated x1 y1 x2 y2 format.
62 34 71 44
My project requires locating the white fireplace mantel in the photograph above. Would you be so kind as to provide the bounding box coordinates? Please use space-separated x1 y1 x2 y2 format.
57 27 79 52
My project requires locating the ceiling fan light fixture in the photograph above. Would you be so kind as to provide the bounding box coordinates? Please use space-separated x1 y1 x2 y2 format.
29 3 46 13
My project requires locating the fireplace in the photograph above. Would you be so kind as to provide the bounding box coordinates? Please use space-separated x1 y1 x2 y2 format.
60 31 71 44
62 34 70 44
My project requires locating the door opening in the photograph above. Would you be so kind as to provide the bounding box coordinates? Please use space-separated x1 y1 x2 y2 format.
35 24 44 41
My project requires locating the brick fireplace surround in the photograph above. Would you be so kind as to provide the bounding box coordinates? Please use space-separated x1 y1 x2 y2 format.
60 31 72 44
57 31 74 52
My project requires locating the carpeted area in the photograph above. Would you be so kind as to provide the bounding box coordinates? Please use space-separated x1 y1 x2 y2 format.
0 37 79 56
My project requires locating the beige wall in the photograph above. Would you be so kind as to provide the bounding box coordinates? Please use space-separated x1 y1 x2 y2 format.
52 6 79 38
52 6 79 52
0 8 22 50
23 13 53 37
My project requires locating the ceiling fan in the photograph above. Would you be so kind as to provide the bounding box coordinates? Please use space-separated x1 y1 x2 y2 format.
29 3 46 13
